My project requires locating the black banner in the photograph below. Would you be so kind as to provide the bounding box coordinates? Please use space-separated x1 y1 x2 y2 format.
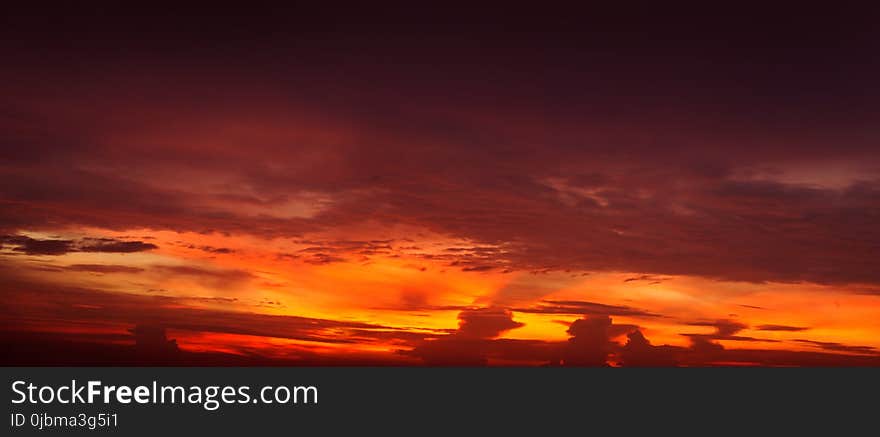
2 367 876 435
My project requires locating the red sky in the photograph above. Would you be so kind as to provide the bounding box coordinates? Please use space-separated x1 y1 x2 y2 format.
2 5 880 366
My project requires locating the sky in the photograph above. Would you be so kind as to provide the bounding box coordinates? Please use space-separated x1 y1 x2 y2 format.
2 5 880 366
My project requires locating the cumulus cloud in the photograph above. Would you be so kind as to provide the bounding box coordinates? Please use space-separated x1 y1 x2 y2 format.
562 316 616 366
456 307 524 339
409 307 529 365
620 330 680 367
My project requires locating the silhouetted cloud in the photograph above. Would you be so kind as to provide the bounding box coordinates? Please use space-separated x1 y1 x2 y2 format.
683 319 778 344
562 316 615 366
0 235 73 255
620 330 681 367
409 307 531 365
66 264 145 274
794 340 878 355
688 320 748 337
0 235 157 255
623 274 668 284
515 299 661 318
131 325 180 363
78 238 158 253
457 307 524 339
186 245 235 254
301 253 347 265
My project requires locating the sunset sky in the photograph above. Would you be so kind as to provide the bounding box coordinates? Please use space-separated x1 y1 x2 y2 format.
2 5 879 366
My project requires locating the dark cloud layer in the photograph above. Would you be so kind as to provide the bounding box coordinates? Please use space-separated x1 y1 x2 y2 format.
1 6 879 286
